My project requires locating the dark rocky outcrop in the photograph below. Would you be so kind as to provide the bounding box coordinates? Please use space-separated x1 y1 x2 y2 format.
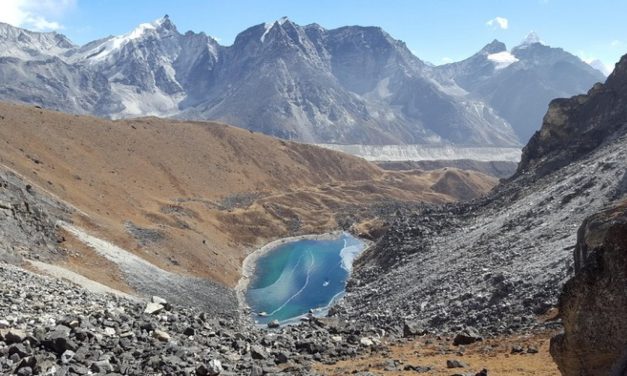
517 54 627 180
550 201 627 376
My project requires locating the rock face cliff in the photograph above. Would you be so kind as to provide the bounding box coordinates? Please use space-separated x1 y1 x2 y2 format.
518 54 627 180
342 53 627 335
550 202 627 376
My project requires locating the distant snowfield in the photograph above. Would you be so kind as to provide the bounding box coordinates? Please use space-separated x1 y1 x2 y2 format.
315 144 522 162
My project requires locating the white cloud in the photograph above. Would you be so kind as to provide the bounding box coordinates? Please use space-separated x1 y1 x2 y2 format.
441 57 454 64
486 16 509 30
611 40 624 48
0 0 75 31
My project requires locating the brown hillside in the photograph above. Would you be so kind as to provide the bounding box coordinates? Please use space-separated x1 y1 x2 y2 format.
0 102 497 289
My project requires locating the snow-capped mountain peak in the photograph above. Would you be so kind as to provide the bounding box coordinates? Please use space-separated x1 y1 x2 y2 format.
260 16 292 42
519 31 543 47
0 22 75 59
76 15 179 64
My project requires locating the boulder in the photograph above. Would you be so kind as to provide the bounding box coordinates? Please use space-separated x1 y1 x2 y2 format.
144 302 164 315
152 329 170 342
207 359 223 375
3 329 27 344
250 345 268 360
403 320 427 337
446 359 467 368
453 327 482 345
550 202 627 376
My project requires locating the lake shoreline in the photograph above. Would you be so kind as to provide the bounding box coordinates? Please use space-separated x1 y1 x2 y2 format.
235 231 346 319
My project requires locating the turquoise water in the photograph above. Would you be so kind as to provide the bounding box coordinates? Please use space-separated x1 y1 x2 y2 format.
245 233 365 325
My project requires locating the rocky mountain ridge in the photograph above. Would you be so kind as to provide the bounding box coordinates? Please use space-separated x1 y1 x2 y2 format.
0 17 604 145
341 53 627 337
433 34 606 142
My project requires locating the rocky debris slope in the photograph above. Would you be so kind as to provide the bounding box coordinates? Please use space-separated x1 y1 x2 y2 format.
0 169 69 264
341 54 627 336
550 201 627 376
59 223 238 317
0 263 387 376
0 165 237 317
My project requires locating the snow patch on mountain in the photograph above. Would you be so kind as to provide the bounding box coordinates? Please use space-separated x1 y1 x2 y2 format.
487 51 519 69
77 17 170 63
261 17 290 42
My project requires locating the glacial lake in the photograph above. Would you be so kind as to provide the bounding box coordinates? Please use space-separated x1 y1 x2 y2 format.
245 232 366 325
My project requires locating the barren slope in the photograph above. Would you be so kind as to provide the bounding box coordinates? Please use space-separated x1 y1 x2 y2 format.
0 102 497 296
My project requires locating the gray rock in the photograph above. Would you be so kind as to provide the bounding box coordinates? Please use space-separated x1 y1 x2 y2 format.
207 359 223 375
4 329 27 344
144 302 164 315
446 359 467 368
60 350 75 364
250 345 268 360
453 328 483 345
403 320 427 337
152 329 170 342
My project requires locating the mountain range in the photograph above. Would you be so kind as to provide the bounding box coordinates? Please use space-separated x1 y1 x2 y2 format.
0 16 605 145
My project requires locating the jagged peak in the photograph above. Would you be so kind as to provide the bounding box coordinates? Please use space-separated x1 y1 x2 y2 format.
260 16 294 42
480 39 507 54
518 31 544 47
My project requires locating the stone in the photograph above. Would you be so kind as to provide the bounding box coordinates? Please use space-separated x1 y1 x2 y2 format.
42 325 76 354
16 366 33 376
103 327 116 336
250 345 267 360
8 344 30 358
151 296 167 305
446 359 467 368
453 327 483 346
4 329 27 344
90 359 113 373
206 359 223 375
144 302 164 315
267 320 280 329
61 350 75 364
359 337 374 347
0 319 9 328
250 364 263 376
152 329 170 342
403 320 427 337
403 364 432 372
274 351 289 364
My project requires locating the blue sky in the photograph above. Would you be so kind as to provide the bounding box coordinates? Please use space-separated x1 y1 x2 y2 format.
1 0 625 71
